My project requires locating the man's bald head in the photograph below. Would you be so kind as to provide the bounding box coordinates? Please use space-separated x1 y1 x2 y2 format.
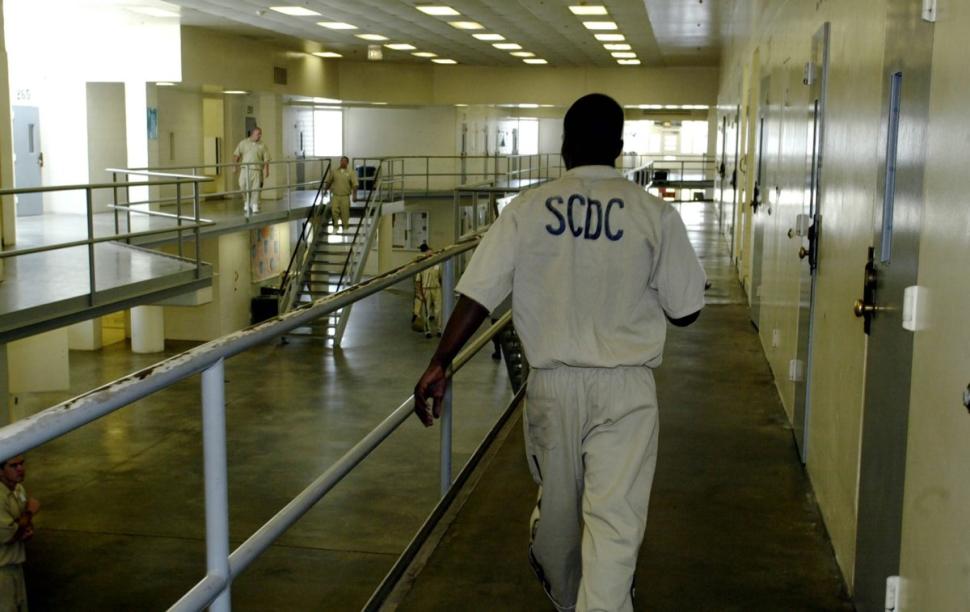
561 93 624 170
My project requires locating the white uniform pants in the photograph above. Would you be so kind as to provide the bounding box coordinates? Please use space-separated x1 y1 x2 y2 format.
524 366 659 612
0 564 27 612
330 195 351 230
240 170 262 212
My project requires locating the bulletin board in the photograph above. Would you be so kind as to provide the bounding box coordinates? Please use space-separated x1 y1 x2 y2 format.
251 225 282 281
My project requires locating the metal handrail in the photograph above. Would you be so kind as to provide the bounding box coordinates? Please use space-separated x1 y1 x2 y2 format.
278 159 333 311
0 233 488 612
334 162 386 292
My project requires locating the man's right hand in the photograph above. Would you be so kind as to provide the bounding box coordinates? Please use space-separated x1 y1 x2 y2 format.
26 498 39 515
414 361 447 427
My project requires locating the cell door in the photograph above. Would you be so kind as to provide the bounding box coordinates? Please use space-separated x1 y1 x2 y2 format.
792 23 830 461
749 75 772 329
852 3 935 610
12 106 43 216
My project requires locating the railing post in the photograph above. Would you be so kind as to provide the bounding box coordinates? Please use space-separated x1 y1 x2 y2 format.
439 257 456 497
176 181 183 258
86 188 96 306
193 177 202 278
112 172 120 235
202 358 232 612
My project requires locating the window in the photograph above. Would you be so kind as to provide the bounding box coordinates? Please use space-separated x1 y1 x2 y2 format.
392 210 430 250
313 108 343 156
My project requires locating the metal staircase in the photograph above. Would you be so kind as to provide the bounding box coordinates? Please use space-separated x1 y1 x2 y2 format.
280 158 404 345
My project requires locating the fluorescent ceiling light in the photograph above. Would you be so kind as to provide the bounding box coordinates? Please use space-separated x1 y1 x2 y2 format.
155 82 177 87
518 103 539 108
385 43 417 50
684 104 710 109
583 21 618 30
569 5 609 15
416 5 461 16
455 103 469 107
611 52 637 58
313 51 343 58
639 104 663 109
594 33 625 41
449 21 484 29
540 104 555 108
319 21 357 29
269 6 321 16
523 58 548 65
313 97 342 104
493 43 522 50
371 102 388 105
604 43 631 51
412 51 438 57
223 90 248 95
433 58 458 64
617 59 641 65
510 51 535 57
357 33 389 41
473 33 505 41
129 7 180 18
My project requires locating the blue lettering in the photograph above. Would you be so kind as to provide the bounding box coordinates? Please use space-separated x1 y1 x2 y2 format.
567 194 585 237
605 198 625 241
584 198 603 240
544 196 566 235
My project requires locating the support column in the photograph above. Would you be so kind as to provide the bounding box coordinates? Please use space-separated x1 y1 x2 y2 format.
131 305 164 353
68 319 103 351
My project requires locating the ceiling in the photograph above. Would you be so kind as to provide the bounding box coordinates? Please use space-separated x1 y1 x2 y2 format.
163 0 724 68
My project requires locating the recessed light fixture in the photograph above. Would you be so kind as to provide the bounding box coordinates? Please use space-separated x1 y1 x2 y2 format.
416 5 461 16
493 43 522 50
269 6 321 16
313 97 342 104
684 104 710 109
510 51 535 57
611 52 637 58
455 103 469 107
313 51 343 58
385 43 417 50
617 59 641 65
357 34 389 41
594 33 625 41
523 58 548 64
318 21 357 30
155 82 177 87
371 102 388 105
449 21 484 29
129 7 180 18
540 104 555 108
569 5 609 15
583 21 618 30
604 43 632 51
412 51 438 58
639 104 663 109
433 58 458 64
473 33 505 41
223 90 248 95
518 103 539 108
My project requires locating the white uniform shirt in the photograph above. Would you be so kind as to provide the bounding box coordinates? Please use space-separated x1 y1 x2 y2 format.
326 167 358 196
456 165 706 369
234 139 270 168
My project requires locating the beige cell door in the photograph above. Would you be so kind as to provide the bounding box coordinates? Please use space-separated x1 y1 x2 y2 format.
852 3 934 610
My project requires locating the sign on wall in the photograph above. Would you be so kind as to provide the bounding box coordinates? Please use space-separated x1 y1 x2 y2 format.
251 225 282 281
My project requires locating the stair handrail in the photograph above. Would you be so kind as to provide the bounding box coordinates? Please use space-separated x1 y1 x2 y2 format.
333 160 389 292
278 159 333 312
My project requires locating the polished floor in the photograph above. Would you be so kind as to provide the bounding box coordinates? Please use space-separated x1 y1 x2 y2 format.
12 201 852 611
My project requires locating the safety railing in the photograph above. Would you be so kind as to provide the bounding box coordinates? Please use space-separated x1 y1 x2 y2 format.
0 172 215 306
277 159 333 313
0 231 503 612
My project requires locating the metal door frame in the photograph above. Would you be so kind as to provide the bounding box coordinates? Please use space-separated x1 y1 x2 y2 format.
12 105 44 217
750 74 772 328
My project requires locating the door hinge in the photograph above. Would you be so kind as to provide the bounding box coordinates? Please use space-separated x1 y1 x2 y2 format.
885 575 900 611
922 0 937 22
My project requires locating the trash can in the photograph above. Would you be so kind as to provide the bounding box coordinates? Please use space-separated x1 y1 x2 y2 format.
251 287 281 324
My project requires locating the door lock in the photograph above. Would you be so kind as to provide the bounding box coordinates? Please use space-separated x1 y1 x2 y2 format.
853 299 882 318
799 246 810 260
855 247 878 335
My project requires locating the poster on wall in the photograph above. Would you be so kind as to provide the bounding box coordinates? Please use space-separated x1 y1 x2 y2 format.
251 225 282 282
147 107 158 140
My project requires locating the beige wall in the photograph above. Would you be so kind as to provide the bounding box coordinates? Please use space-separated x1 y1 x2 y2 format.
718 0 891 589
85 83 128 212
897 2 970 609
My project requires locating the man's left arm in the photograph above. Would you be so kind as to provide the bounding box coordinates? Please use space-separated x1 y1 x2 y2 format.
651 206 707 327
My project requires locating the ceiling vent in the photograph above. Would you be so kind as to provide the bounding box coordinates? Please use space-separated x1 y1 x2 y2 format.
273 67 288 85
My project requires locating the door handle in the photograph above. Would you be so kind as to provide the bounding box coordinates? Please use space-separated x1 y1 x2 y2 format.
854 299 878 318
37 152 44 168
799 246 810 260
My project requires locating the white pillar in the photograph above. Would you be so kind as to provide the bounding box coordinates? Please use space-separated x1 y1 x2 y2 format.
131 305 164 353
68 319 103 351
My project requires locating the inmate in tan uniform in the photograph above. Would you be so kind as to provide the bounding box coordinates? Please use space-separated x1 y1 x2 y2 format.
324 166 358 231
415 264 442 335
1 484 28 612
234 138 270 214
456 165 706 612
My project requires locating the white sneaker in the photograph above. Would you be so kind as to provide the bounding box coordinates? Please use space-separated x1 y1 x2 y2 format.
252 206 260 213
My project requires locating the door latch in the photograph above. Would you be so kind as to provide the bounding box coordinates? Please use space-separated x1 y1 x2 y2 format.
854 247 880 334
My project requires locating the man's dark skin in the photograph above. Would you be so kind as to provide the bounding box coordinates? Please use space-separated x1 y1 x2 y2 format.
413 99 700 427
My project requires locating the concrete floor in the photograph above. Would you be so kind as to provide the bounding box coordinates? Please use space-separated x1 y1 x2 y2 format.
394 202 854 611
10 201 852 611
